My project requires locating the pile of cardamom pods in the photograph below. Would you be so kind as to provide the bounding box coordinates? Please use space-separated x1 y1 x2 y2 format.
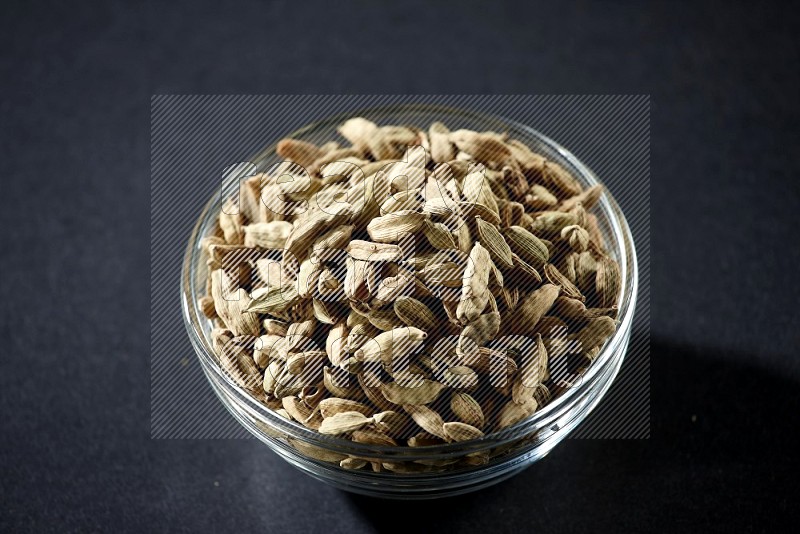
198 117 621 472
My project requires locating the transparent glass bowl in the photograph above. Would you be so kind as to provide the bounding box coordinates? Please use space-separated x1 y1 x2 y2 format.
181 103 639 499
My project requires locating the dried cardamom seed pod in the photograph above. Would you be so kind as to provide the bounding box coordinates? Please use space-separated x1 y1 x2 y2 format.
318 411 373 435
441 366 479 391
352 428 397 447
576 251 598 294
325 322 347 367
443 421 485 442
346 240 403 262
462 451 490 466
219 200 245 244
282 395 314 423
561 224 590 252
429 122 456 163
595 255 621 308
532 383 552 407
288 438 348 463
475 217 514 269
253 334 285 368
285 318 317 353
379 188 424 215
284 203 353 260
311 224 354 258
541 161 581 196
210 270 260 337
322 366 364 400
501 165 530 199
449 129 512 167
247 284 300 314
421 261 464 288
552 295 587 319
262 360 283 396
318 398 373 418
501 286 520 311
544 263 584 302
340 457 368 470
198 295 217 319
577 316 617 358
560 184 603 211
450 393 485 429
312 298 341 324
272 365 305 398
512 334 547 404
525 184 558 209
463 168 499 215
506 284 560 335
529 211 578 236
497 398 538 429
357 371 395 412
503 226 549 268
373 411 415 439
391 369 427 388
393 296 438 333
355 326 427 370
337 117 378 152
216 337 262 392
367 307 403 331
263 318 288 336
510 253 543 283
243 221 293 249
403 405 447 440
500 199 526 227
457 312 501 359
454 216 474 253
457 242 492 324
423 219 458 250
366 210 427 243
298 385 324 408
459 201 501 226
371 271 415 308
344 322 379 354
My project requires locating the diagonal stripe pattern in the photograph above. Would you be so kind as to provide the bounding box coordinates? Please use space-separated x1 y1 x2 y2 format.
151 95 650 439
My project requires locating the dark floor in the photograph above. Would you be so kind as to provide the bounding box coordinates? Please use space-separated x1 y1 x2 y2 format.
1 1 798 532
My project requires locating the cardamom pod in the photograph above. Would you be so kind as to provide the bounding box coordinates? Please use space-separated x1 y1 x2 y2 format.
394 296 438 333
318 398 373 418
403 405 447 440
366 210 426 243
443 421 484 442
497 398 538 429
450 393 485 429
596 255 621 308
503 226 549 267
475 217 514 269
423 219 458 250
457 242 492 324
318 411 373 435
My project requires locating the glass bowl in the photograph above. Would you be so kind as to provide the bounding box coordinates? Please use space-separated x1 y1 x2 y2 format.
181 103 639 499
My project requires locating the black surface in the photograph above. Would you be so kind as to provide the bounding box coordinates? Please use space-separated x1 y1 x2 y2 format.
2 0 799 532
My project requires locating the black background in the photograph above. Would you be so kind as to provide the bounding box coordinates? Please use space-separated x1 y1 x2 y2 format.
1 1 799 532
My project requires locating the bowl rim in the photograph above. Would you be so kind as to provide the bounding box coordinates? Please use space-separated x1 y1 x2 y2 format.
179 102 639 455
